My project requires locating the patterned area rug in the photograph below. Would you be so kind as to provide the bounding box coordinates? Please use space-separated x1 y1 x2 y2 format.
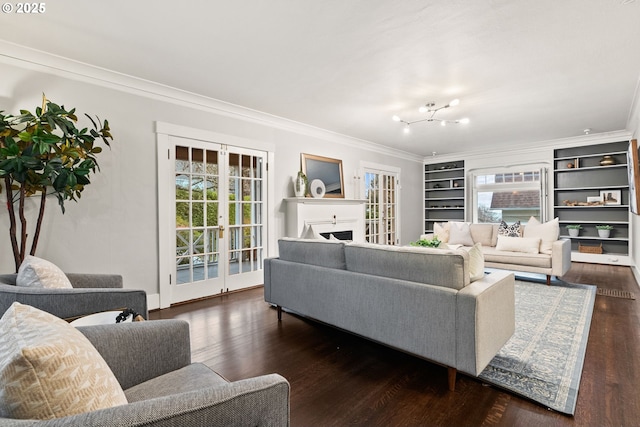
478 280 596 415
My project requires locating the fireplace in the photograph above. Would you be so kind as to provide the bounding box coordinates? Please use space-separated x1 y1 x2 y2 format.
284 198 366 242
319 230 353 240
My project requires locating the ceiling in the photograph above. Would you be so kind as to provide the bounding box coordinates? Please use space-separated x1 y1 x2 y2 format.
1 0 640 157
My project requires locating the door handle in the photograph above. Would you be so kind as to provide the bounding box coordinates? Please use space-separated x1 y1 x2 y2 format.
219 225 225 238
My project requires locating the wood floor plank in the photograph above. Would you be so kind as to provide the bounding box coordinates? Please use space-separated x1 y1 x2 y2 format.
150 262 640 426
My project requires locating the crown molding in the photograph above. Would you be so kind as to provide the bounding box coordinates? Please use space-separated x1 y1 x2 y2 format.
0 40 423 163
423 130 632 164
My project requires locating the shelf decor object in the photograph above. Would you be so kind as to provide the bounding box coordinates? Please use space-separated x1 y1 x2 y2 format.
293 171 308 198
596 225 614 238
309 179 326 198
600 190 621 205
566 225 582 237
600 155 616 166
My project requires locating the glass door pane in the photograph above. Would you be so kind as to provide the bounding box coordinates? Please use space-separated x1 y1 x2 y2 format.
365 170 398 245
175 146 222 285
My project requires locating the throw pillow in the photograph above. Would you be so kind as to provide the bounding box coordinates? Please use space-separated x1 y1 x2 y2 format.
433 222 450 243
0 302 128 420
523 217 559 255
498 220 521 237
495 235 541 254
463 242 485 282
300 225 326 240
448 222 475 246
469 224 493 247
16 256 73 289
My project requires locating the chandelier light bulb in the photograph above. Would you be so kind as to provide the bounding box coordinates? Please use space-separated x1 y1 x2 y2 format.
418 106 428 113
441 121 447 126
392 115 401 122
449 99 460 107
459 118 470 124
403 124 411 134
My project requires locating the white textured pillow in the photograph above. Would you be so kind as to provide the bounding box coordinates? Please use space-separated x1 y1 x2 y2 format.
300 225 326 240
448 222 475 246
523 217 559 255
16 256 72 289
433 222 450 243
495 235 541 254
0 302 127 420
463 242 485 282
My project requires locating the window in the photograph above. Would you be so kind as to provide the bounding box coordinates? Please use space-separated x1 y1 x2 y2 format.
472 167 547 224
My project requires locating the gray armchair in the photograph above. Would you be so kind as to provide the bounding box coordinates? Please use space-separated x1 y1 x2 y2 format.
0 273 148 320
0 319 290 426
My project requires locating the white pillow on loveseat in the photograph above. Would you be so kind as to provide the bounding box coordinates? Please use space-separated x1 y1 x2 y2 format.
495 235 541 254
522 217 559 255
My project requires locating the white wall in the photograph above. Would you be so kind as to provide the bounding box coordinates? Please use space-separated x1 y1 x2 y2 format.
0 58 423 307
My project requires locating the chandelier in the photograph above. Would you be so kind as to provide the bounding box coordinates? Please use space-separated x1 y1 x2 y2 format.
392 99 469 133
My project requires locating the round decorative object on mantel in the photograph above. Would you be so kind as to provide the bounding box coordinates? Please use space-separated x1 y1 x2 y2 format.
310 179 326 198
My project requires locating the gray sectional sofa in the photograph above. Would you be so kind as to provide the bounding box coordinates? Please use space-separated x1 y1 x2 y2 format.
264 238 515 390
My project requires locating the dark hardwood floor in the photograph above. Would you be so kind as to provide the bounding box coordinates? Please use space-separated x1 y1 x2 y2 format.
150 262 640 426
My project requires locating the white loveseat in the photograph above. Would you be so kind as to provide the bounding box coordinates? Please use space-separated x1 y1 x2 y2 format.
422 219 571 285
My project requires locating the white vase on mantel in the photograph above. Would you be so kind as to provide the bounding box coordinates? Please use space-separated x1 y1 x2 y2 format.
293 172 307 198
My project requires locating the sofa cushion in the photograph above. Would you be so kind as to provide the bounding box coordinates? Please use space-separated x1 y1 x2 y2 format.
278 238 347 270
462 243 485 281
125 363 227 402
523 217 559 255
16 256 72 289
344 243 470 290
433 222 450 243
0 302 127 420
482 246 552 268
470 224 494 247
495 235 541 254
498 221 521 237
448 222 475 246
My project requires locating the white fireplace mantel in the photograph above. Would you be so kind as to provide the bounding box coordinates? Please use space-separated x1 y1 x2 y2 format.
284 197 367 242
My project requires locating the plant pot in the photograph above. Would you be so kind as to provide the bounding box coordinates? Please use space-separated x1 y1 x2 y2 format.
598 229 611 238
568 229 580 237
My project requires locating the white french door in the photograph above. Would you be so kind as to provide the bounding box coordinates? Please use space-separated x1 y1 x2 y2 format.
363 166 400 245
160 135 267 305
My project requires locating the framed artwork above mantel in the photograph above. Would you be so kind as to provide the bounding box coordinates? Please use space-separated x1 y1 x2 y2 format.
301 153 345 198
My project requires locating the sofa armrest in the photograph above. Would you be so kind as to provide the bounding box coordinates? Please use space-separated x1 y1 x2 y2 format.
455 270 515 376
66 273 123 289
551 238 572 277
9 373 290 427
77 320 192 390
0 285 148 320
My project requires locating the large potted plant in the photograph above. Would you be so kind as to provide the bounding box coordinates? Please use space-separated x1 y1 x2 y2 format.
0 95 113 272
